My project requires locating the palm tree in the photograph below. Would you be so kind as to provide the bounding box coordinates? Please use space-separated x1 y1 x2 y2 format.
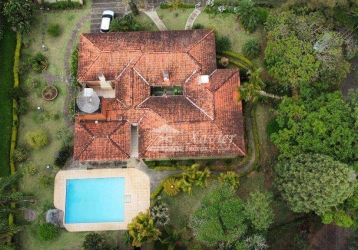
0 173 33 206
236 68 282 102
237 0 259 32
179 164 211 194
127 211 161 247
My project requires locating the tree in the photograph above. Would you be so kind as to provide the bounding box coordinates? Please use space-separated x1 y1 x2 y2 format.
37 223 58 241
216 36 232 52
218 171 240 190
25 129 48 150
274 154 356 216
189 183 248 248
163 177 181 196
109 14 141 32
237 0 259 32
179 164 211 195
3 0 35 35
0 173 33 206
271 91 358 162
82 233 107 250
244 191 274 231
236 68 282 102
127 211 161 247
243 40 260 58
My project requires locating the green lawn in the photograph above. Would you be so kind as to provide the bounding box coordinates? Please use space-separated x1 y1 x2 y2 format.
0 28 16 177
134 12 159 31
194 12 264 64
156 8 194 30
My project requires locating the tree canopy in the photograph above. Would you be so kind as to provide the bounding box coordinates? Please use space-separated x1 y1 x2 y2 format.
270 90 358 163
274 154 356 216
3 0 35 35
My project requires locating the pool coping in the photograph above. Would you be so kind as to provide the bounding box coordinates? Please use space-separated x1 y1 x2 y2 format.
54 168 150 232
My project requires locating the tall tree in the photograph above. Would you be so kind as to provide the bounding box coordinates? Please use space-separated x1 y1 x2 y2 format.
237 0 259 32
3 0 35 35
271 91 358 162
244 191 274 231
274 154 356 216
127 211 161 247
189 183 248 249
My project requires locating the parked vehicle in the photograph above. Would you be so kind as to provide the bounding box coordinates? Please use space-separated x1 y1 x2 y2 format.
100 10 115 33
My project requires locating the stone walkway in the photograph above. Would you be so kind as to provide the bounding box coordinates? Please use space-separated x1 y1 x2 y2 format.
185 6 205 30
143 10 167 31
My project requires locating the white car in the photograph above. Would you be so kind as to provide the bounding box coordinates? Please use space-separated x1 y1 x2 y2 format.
100 10 115 33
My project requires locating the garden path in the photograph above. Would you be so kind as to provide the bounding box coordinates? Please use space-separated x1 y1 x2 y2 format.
143 10 168 31
184 6 205 30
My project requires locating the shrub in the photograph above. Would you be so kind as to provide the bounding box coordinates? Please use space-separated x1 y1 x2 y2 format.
150 202 170 227
13 147 29 162
54 144 73 168
145 160 156 169
219 57 229 67
25 129 48 150
28 53 48 73
39 175 54 189
121 231 133 247
237 0 259 32
83 233 107 250
242 40 261 58
46 24 61 37
37 223 58 241
163 177 181 196
43 1 82 10
218 171 240 189
8 86 26 100
69 45 79 86
15 97 29 115
17 60 28 75
216 36 232 52
24 76 40 89
266 118 280 137
192 23 204 29
257 8 268 24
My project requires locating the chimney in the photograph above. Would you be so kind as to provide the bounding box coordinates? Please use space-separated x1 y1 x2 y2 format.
199 75 209 85
98 73 113 89
163 70 169 82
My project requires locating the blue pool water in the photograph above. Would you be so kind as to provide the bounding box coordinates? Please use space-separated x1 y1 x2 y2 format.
65 178 125 224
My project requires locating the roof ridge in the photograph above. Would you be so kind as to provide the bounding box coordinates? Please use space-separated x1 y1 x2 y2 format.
186 29 214 53
109 138 130 158
116 55 141 80
209 69 238 93
74 122 94 161
185 96 214 121
78 35 102 81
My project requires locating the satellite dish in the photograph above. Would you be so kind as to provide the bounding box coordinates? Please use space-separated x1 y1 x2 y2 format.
76 88 100 113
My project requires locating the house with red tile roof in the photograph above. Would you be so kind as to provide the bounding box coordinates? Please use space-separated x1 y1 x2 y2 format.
74 30 246 162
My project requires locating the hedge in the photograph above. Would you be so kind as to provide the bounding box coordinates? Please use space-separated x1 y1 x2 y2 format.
160 3 195 9
222 51 256 70
153 166 181 171
43 1 83 10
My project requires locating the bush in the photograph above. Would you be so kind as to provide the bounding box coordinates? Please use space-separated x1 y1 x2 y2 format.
129 0 139 15
145 160 156 169
8 86 26 100
39 175 54 189
28 53 48 73
24 76 40 89
121 231 133 247
163 177 181 196
83 233 107 250
69 45 78 85
17 60 28 75
15 97 29 115
266 118 280 137
257 8 268 24
46 24 61 37
43 1 82 10
237 0 259 32
192 23 204 29
218 171 240 189
25 129 48 150
37 223 58 241
150 202 170 227
242 40 261 58
216 36 232 52
54 144 73 168
13 147 29 162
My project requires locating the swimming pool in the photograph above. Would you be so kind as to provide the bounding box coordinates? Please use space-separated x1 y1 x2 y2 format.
65 177 125 224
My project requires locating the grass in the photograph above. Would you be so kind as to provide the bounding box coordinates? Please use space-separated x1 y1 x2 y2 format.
134 12 159 31
22 3 91 77
194 12 264 65
156 8 194 30
255 103 279 168
0 28 16 177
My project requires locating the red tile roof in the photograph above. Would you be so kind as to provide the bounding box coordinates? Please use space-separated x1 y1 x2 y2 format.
74 30 246 161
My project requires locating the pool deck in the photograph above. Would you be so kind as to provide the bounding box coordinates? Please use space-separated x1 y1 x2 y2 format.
54 168 150 232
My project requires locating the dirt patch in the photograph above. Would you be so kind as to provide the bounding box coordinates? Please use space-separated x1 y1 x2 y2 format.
24 209 38 221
